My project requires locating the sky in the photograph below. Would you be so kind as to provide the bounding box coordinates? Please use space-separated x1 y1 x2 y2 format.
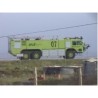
0 13 97 60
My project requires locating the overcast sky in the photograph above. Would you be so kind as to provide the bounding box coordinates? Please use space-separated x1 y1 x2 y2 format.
0 13 97 59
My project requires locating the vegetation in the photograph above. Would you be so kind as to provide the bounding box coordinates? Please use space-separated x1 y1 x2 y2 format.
0 59 84 85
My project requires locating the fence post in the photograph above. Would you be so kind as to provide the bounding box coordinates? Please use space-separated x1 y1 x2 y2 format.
35 67 38 85
79 67 82 85
43 71 46 80
58 74 61 80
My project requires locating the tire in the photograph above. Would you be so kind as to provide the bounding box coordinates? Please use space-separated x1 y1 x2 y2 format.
31 51 41 59
21 51 30 60
66 50 75 59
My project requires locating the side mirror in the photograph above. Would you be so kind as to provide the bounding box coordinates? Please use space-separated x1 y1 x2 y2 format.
86 44 90 49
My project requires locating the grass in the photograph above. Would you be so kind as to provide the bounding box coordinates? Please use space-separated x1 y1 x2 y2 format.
0 59 84 85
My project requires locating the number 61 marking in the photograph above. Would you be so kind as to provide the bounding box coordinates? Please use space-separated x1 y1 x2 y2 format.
51 41 57 47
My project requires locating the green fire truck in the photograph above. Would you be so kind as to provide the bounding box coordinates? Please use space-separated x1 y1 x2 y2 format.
8 36 89 59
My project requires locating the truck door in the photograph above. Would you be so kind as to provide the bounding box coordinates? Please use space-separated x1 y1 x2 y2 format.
66 41 71 49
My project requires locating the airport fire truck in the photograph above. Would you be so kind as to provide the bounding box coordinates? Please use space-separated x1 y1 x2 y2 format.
8 36 89 59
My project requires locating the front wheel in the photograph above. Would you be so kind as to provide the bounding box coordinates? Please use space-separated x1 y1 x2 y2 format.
66 50 75 59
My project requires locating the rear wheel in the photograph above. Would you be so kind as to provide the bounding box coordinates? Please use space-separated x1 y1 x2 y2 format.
21 51 30 60
66 50 75 59
31 51 41 59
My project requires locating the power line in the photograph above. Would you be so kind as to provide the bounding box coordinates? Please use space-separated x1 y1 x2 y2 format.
0 22 97 38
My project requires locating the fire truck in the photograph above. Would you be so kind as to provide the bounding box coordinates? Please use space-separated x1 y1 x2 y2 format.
8 36 89 59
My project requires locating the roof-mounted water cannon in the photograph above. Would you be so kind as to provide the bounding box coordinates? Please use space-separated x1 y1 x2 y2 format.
80 36 83 40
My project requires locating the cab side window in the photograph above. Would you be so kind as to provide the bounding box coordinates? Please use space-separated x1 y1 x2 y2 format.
72 41 77 45
72 41 82 45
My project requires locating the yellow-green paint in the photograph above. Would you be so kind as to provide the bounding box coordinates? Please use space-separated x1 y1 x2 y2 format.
8 38 88 56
